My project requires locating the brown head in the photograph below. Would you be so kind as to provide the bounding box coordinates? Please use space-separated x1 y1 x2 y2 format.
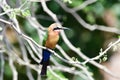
48 23 70 35
45 23 70 49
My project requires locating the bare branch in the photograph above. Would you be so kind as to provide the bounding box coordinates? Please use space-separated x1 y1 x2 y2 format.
73 0 97 11
40 0 59 23
29 0 50 2
55 0 120 34
82 38 120 64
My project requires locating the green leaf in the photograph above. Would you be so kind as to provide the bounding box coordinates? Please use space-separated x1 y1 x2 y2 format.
72 57 76 61
10 11 16 18
86 13 95 24
102 56 107 62
118 35 120 38
21 9 31 17
69 0 83 7
63 0 72 4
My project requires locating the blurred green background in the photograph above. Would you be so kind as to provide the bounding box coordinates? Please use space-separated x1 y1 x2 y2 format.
1 0 120 80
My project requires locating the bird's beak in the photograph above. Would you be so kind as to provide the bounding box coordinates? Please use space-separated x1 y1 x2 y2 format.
53 27 70 31
60 27 70 30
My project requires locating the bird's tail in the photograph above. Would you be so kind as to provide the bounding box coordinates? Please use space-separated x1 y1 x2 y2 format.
40 49 51 76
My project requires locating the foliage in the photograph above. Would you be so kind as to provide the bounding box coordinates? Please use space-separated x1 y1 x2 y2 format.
0 0 120 80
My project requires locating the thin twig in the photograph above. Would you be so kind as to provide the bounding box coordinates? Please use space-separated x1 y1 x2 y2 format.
73 0 97 11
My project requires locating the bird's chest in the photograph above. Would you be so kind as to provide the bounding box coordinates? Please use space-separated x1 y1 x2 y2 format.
45 33 59 49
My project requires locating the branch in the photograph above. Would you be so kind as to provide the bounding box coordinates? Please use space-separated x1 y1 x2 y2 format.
82 38 120 64
29 0 50 2
55 0 120 34
1 8 120 80
9 56 18 80
48 66 68 80
73 0 97 11
41 0 59 23
40 1 94 80
0 53 5 80
1 0 120 79
17 37 34 80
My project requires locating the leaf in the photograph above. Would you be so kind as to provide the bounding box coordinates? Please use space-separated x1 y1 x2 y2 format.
10 11 16 18
72 57 76 61
102 56 107 62
63 0 72 4
21 9 31 17
86 13 95 23
118 35 120 38
69 0 83 7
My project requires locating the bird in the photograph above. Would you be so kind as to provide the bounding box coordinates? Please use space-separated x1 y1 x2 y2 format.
40 23 69 76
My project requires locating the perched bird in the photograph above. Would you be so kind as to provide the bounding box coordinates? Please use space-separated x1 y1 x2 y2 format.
40 23 69 76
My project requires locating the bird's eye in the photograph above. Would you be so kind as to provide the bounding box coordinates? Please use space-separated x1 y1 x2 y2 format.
53 27 60 31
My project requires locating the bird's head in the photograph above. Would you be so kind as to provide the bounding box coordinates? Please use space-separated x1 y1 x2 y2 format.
48 23 70 34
